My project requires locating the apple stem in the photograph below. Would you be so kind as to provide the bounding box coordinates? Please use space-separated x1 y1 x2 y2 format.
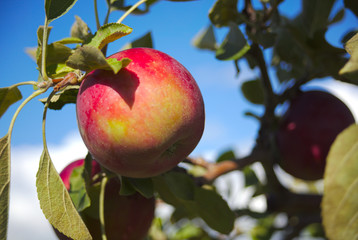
100 175 108 240
116 0 148 25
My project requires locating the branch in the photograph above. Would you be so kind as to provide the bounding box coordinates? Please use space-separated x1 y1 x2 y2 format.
185 150 266 184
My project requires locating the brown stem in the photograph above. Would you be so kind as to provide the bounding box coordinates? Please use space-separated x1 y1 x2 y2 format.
186 150 266 184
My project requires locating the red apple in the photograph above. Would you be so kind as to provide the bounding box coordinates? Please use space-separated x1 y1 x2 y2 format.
76 47 205 178
54 159 155 240
276 90 355 180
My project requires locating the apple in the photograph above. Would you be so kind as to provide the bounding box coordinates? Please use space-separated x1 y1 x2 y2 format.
76 47 205 178
54 159 155 240
276 90 355 180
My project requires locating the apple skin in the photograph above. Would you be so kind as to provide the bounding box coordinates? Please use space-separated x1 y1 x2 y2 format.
76 47 205 178
276 90 355 180
54 159 155 240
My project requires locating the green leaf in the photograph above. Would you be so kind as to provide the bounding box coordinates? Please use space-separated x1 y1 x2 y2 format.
0 134 10 240
0 87 22 118
39 86 79 110
153 172 235 234
37 26 53 46
87 23 133 50
322 124 358 240
339 33 358 82
344 0 358 18
344 32 358 56
209 0 239 27
194 187 235 234
122 177 154 199
36 147 92 240
243 166 260 187
192 25 217 51
122 32 153 50
66 45 131 73
55 37 83 45
119 176 137 196
250 215 276 240
45 0 78 23
300 0 335 37
69 166 91 212
163 172 196 201
216 149 235 163
216 23 250 61
241 79 265 105
70 16 93 43
36 43 73 76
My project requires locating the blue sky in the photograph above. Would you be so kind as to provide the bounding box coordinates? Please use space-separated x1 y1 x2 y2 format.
1 1 358 239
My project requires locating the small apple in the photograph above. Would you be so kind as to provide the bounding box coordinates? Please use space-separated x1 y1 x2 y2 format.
276 90 355 180
54 159 155 240
76 47 205 178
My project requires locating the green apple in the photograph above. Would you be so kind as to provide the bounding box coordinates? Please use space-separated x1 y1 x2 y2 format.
76 48 205 178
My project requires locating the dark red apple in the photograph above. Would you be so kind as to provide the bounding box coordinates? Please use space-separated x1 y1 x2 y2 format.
76 47 205 178
54 159 155 240
276 90 355 180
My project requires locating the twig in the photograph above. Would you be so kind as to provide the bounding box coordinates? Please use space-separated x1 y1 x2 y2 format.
185 151 265 184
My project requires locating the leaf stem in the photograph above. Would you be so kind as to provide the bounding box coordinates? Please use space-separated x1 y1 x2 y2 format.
41 17 50 81
10 81 37 88
117 0 147 24
41 91 56 147
94 0 101 30
8 89 48 143
100 175 108 240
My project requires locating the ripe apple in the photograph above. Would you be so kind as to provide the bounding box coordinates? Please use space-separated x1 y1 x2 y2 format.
276 90 355 180
76 47 205 178
54 159 155 240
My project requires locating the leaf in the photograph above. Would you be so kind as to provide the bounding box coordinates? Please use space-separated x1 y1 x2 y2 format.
192 25 217 51
322 124 358 240
209 0 239 27
36 43 73 76
241 79 265 105
344 32 358 56
344 0 358 18
216 23 250 61
243 166 260 187
153 172 235 234
37 26 53 46
122 32 153 50
69 166 91 212
0 134 10 240
162 172 195 201
87 23 133 50
0 87 22 118
39 86 79 110
71 16 93 43
300 0 335 37
216 149 235 163
194 187 235 234
66 45 131 73
36 147 92 240
123 177 154 199
339 33 358 82
55 37 83 45
45 0 78 23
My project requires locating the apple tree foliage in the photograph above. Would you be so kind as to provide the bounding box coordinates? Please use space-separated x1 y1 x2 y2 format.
0 0 358 239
